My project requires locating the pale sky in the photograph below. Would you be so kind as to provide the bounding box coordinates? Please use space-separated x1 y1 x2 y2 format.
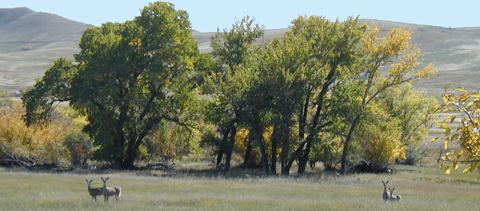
0 0 478 32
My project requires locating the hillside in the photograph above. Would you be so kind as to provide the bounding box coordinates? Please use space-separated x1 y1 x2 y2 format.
0 7 478 96
0 7 90 92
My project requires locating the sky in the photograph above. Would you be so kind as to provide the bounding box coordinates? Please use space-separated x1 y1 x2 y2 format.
0 0 478 32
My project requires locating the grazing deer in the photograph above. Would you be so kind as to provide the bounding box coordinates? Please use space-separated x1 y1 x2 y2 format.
85 179 103 202
389 187 401 202
100 177 122 203
382 180 390 201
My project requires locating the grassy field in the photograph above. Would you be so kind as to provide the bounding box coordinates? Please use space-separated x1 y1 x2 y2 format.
0 165 479 211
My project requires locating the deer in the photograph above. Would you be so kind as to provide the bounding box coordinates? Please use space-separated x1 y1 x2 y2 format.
100 177 122 203
382 180 390 201
389 187 401 202
85 179 103 202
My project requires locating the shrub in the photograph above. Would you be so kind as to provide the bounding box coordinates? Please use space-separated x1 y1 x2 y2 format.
402 146 424 166
64 132 92 167
0 102 71 167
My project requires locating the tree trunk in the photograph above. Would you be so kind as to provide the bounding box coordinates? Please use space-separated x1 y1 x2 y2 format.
122 140 138 170
224 126 236 172
285 141 306 173
216 128 230 169
254 127 270 174
280 118 291 176
340 116 361 175
270 126 279 174
298 140 312 175
215 150 223 169
242 134 254 168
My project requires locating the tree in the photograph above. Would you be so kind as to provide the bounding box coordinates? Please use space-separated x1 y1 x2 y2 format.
381 83 437 162
285 17 366 175
339 27 436 174
253 36 307 175
22 2 199 169
250 17 366 175
439 88 480 174
206 16 264 172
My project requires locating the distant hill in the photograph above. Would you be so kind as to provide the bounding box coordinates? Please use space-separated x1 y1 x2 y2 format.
0 7 90 91
0 7 478 96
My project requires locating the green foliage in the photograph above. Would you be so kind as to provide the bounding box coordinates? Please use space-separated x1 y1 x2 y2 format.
22 58 76 126
211 16 264 71
64 132 92 166
19 5 438 173
356 115 404 165
310 135 342 170
352 83 437 165
205 16 264 171
403 146 424 166
22 2 200 169
382 83 437 147
337 26 437 173
0 89 8 107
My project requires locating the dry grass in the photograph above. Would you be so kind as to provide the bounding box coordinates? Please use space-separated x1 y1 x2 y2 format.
0 165 478 211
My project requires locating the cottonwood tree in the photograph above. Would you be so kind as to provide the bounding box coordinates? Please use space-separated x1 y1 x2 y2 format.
339 27 436 174
22 2 199 169
285 17 366 175
205 16 264 172
243 16 365 175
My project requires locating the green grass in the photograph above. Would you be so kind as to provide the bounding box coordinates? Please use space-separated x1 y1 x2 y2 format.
0 165 478 210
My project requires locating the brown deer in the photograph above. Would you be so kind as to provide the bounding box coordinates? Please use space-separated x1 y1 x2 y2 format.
100 177 121 203
389 187 401 202
382 180 390 201
85 179 103 202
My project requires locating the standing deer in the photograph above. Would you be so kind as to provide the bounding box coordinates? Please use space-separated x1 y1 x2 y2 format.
100 177 121 203
389 187 401 201
382 180 390 201
85 179 103 202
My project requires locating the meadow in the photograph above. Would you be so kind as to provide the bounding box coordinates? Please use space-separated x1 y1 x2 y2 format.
0 165 478 211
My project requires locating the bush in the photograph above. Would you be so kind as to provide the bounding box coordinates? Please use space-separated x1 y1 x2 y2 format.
311 137 342 170
0 102 71 167
142 122 203 162
64 132 92 167
356 117 405 166
401 147 424 166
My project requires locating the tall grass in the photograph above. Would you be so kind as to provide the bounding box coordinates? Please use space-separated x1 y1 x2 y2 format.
0 165 478 210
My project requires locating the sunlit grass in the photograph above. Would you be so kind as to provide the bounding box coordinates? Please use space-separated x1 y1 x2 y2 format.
0 165 478 210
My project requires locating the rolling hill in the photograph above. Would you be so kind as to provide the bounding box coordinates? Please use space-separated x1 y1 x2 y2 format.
0 7 478 96
0 7 90 92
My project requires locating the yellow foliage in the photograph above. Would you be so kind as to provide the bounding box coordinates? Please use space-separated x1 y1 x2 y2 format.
0 102 72 165
234 128 250 153
357 118 406 165
439 88 480 173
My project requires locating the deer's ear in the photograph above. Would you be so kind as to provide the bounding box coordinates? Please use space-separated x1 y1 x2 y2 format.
106 177 110 181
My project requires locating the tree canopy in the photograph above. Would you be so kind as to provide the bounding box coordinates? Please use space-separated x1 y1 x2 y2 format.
21 2 438 173
22 2 200 169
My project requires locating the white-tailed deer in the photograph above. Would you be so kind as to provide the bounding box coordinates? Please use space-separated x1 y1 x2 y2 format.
389 187 401 202
382 180 390 201
100 177 121 203
85 179 103 202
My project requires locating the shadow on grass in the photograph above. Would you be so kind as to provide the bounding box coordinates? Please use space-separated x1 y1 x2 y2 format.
0 163 344 181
